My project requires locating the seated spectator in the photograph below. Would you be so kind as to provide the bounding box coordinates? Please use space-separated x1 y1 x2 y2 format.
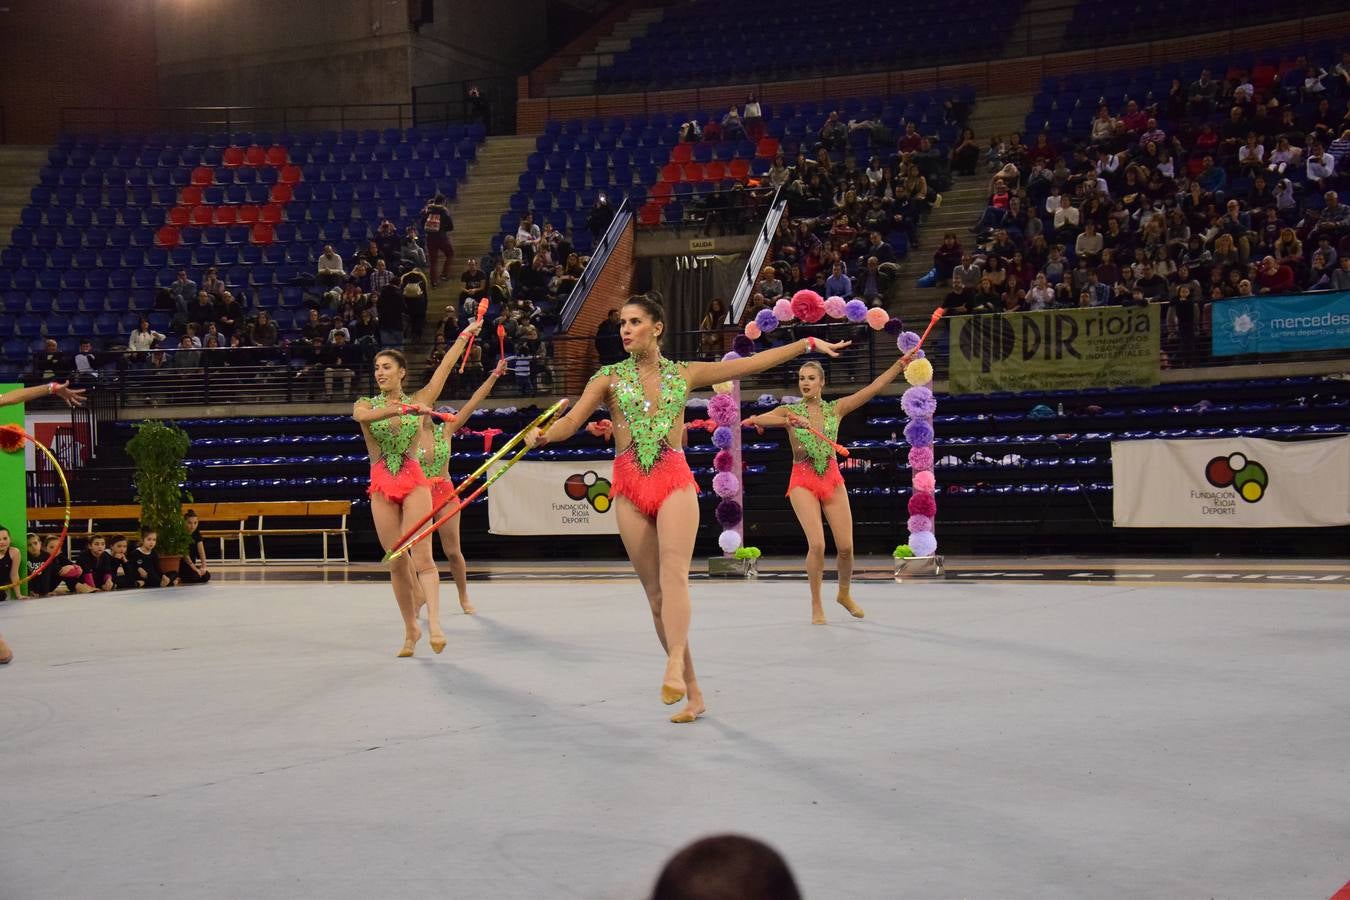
819 111 847 152
1255 255 1295 294
1329 255 1350 291
1075 221 1103 262
1306 143 1337 190
33 338 65 381
327 314 351 344
1026 273 1056 310
400 226 427 272
317 244 345 289
169 334 201 370
350 307 378 351
321 331 357 399
824 261 852 298
720 105 746 142
73 339 99 382
216 291 243 338
200 266 226 299
970 276 1001 314
951 128 980 176
128 318 165 360
291 337 326 398
368 258 396 296
249 310 279 349
501 234 524 271
944 275 973 313
300 308 327 342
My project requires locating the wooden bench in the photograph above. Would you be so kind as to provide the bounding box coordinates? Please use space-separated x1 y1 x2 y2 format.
199 500 350 564
29 500 350 564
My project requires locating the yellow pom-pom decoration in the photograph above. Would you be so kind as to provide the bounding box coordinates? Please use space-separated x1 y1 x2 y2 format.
711 381 734 395
904 357 934 386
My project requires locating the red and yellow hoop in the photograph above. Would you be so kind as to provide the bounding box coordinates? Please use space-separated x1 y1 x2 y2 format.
0 424 71 594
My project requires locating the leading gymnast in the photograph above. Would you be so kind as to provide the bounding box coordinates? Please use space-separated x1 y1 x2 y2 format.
415 357 507 616
0 380 86 666
353 318 481 657
742 355 909 624
526 294 848 723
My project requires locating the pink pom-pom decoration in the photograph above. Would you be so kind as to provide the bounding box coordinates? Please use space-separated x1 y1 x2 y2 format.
712 472 740 497
714 449 735 472
773 298 794 321
913 470 937 493
865 307 889 330
708 393 740 426
844 299 869 322
824 296 847 319
908 446 934 470
745 321 762 340
712 425 734 449
790 289 826 323
907 514 934 533
908 492 937 518
718 529 742 553
908 530 937 557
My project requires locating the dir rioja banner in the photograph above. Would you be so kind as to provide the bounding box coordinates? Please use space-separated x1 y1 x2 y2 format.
949 305 1159 394
1211 291 1350 356
1111 436 1350 527
488 460 620 535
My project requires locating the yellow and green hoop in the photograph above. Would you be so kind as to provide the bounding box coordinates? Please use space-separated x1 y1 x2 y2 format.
0 424 71 594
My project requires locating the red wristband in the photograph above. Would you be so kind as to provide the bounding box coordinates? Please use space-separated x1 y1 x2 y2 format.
806 337 816 353
47 382 58 395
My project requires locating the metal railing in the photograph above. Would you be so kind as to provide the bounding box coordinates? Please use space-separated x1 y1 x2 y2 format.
411 75 517 137
730 186 787 323
560 197 630 333
58 102 479 137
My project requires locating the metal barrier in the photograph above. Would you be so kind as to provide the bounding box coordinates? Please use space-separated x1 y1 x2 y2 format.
729 186 787 323
411 76 517 137
560 196 630 333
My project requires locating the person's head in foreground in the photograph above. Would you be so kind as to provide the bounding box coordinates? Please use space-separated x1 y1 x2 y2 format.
650 834 801 900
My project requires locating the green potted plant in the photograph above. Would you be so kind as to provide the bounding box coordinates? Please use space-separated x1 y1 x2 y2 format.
125 419 192 573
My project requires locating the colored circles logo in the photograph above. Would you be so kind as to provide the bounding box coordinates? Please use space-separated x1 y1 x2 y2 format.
1205 452 1268 503
564 471 613 513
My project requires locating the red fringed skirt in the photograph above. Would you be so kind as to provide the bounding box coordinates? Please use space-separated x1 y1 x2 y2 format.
368 458 429 504
787 459 845 502
612 445 698 518
428 475 457 511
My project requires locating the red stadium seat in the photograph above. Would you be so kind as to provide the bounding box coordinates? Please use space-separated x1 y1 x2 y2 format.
269 183 293 204
191 166 213 186
189 205 213 226
179 185 203 206
670 143 693 164
659 163 682 183
236 205 260 225
155 225 180 247
168 206 191 226
259 204 283 225
755 137 779 159
278 165 301 184
245 145 266 167
649 181 673 202
250 223 274 245
729 159 750 180
637 202 662 226
681 163 703 182
212 207 237 225
704 161 725 181
265 146 288 166
222 147 245 168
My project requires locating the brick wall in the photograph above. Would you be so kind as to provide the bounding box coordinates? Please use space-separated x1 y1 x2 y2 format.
555 218 634 394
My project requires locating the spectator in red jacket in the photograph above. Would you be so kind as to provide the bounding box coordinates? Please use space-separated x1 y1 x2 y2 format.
1255 255 1295 294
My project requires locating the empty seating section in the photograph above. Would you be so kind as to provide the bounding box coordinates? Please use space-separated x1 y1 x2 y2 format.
506 90 969 253
594 0 1021 91
1063 0 1344 49
0 124 486 377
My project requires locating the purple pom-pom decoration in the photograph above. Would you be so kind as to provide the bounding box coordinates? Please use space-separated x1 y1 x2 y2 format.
904 418 934 447
907 514 934 533
908 492 937 517
718 529 742 553
913 470 936 493
721 351 741 362
844 298 869 322
824 296 847 319
773 298 794 321
712 472 740 497
715 499 743 528
712 425 734 449
908 530 937 557
732 335 755 357
901 385 937 419
708 393 740 426
908 446 934 470
884 317 904 336
754 308 779 333
898 330 922 353
713 449 734 472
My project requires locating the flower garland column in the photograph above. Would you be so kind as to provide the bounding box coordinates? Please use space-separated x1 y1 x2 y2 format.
898 329 938 559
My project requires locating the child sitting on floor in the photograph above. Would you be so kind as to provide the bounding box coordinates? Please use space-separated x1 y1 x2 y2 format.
132 529 177 588
106 535 137 590
76 534 116 592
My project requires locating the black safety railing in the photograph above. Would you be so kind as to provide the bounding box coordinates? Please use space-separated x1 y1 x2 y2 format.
58 102 474 137
560 197 630 333
411 75 517 137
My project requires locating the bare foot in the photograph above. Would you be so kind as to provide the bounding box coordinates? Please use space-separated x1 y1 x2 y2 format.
661 655 686 705
811 604 827 625
0 636 12 665
75 583 96 594
837 593 865 619
670 694 705 724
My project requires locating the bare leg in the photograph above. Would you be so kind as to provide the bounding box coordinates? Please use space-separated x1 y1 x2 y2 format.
403 487 446 652
789 488 829 623
615 492 704 723
371 494 421 656
436 514 473 613
821 486 862 618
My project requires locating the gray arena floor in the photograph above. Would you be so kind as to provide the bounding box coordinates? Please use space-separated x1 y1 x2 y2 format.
1 567 1347 899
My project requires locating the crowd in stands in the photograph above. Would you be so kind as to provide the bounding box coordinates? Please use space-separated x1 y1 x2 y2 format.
1 511 212 601
939 49 1350 366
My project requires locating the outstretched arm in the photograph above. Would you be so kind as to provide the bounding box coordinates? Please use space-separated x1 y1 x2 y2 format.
741 405 792 430
684 336 850 389
450 359 506 433
0 381 85 409
352 398 429 424
835 356 908 418
528 374 610 447
412 318 482 406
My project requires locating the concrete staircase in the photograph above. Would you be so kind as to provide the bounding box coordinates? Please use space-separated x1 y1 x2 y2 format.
548 6 666 97
1002 0 1077 59
889 95 1035 328
0 146 46 246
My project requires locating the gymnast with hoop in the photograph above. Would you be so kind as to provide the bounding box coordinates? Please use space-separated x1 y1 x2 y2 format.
353 318 481 658
526 293 849 723
0 380 85 666
414 357 507 617
742 355 910 624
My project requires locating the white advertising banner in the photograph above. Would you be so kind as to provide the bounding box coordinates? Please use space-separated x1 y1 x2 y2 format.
1111 436 1350 528
488 460 620 535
